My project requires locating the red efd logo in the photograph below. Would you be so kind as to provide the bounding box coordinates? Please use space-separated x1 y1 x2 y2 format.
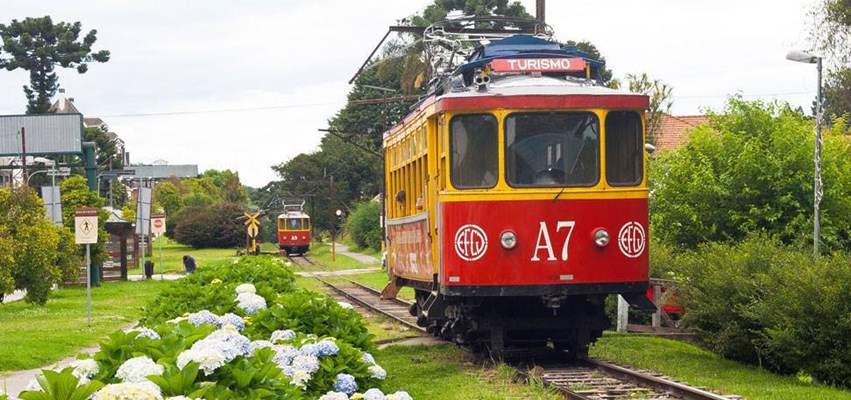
454 224 488 261
618 222 646 258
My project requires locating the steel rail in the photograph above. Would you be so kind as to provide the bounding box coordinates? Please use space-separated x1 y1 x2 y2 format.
582 359 732 400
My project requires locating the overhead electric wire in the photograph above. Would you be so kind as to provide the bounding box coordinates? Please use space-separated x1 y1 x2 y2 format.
97 101 345 119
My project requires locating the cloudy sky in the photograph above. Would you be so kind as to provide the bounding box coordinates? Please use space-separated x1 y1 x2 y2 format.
0 0 820 187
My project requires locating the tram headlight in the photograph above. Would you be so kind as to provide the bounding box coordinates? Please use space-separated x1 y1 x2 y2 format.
594 229 610 247
500 231 517 250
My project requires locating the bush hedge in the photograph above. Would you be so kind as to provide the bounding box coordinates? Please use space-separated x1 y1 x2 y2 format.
345 202 382 252
674 234 851 386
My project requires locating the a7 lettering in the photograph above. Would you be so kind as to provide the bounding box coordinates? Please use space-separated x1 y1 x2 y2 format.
530 221 576 261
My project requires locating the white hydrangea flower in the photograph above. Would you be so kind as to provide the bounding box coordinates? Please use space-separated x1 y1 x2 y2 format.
115 356 164 383
319 391 350 400
176 348 226 375
235 293 267 315
337 301 354 309
270 329 296 342
291 354 320 374
92 381 162 400
70 358 99 378
235 283 256 294
289 369 312 388
368 364 387 380
165 397 194 400
389 392 414 400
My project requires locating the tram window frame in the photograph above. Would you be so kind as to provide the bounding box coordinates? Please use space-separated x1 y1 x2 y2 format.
285 218 302 231
504 111 601 188
449 113 499 189
605 111 644 186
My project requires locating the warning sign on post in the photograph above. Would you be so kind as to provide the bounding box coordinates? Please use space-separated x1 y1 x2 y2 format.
151 214 166 237
75 208 99 244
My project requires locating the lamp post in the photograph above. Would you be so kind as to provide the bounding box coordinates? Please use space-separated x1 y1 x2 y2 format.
786 50 823 256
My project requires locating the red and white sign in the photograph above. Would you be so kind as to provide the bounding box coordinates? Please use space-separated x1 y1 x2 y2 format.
454 224 488 261
151 214 166 237
387 218 433 282
618 221 646 259
490 58 587 73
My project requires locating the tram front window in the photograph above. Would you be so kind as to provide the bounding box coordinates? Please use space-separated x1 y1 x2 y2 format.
450 114 498 189
505 112 600 187
286 219 301 230
606 111 643 186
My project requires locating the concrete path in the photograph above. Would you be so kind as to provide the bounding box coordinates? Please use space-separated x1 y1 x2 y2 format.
127 273 184 281
1 345 101 397
333 243 379 264
295 268 381 277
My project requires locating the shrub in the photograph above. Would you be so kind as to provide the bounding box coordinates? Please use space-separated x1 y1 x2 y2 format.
246 290 376 352
345 201 382 251
142 256 295 325
173 202 245 248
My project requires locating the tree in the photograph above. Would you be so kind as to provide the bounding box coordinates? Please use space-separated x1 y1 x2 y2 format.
811 1 851 123
0 16 110 113
650 97 851 251
173 202 244 248
823 65 851 122
623 73 673 145
0 187 80 304
563 40 614 86
60 175 108 267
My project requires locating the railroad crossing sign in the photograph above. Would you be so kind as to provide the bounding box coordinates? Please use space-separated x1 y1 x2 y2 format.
244 211 262 238
151 214 166 237
75 208 99 244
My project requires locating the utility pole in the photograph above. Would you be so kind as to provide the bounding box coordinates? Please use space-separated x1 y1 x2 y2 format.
536 0 546 24
20 127 27 185
330 175 336 262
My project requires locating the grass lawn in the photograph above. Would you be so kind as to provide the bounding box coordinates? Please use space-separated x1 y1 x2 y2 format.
0 280 170 373
127 237 238 275
377 344 560 399
591 333 851 400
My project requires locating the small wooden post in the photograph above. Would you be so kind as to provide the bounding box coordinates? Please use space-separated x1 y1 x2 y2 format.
651 284 663 328
616 295 629 333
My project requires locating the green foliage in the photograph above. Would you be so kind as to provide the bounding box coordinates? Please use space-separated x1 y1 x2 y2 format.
173 202 245 248
247 290 375 352
824 68 851 122
562 40 613 85
674 235 851 386
60 175 109 268
0 187 80 304
18 368 104 400
142 256 296 325
345 201 382 251
650 97 851 251
0 16 110 113
624 73 673 145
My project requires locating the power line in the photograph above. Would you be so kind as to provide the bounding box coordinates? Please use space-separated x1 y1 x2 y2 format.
97 101 345 119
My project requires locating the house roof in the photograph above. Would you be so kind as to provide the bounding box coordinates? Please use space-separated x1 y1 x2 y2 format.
653 113 709 151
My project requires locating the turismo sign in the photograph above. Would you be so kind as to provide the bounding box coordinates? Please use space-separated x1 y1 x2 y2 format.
490 57 587 73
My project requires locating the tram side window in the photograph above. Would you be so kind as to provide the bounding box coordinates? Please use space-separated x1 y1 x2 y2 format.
505 112 600 187
450 114 498 189
605 111 643 186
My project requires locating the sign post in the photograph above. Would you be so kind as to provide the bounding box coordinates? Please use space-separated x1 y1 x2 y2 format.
151 214 166 280
75 208 98 326
243 212 262 255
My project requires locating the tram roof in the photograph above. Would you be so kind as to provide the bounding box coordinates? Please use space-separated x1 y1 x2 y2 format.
278 211 310 219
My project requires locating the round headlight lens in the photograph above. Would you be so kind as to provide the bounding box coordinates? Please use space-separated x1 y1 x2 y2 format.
594 229 610 247
500 231 517 249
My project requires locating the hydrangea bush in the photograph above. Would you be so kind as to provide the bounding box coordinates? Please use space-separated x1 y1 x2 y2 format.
16 256 412 400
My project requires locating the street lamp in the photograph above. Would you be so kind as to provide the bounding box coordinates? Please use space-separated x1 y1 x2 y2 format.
786 49 823 256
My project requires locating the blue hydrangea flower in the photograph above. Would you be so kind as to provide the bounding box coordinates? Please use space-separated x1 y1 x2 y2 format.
272 345 300 367
314 340 339 356
132 327 160 340
188 310 219 327
361 352 376 365
368 365 387 380
270 329 296 342
364 388 387 400
299 343 320 357
333 373 357 394
217 313 245 330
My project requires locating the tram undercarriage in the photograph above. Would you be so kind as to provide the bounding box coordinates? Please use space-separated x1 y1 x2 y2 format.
411 289 611 359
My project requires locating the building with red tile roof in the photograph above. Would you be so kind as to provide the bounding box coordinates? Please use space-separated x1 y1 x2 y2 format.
651 113 709 151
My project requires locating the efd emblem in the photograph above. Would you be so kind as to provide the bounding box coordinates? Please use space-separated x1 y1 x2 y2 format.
454 224 488 261
618 221 646 258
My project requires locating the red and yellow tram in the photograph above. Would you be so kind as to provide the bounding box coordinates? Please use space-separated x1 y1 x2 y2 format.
381 33 654 357
277 200 311 255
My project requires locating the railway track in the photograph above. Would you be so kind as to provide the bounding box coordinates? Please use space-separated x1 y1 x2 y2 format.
286 254 739 400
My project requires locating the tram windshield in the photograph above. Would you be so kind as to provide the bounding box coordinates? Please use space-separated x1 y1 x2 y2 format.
279 218 309 231
505 112 600 187
450 114 499 189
